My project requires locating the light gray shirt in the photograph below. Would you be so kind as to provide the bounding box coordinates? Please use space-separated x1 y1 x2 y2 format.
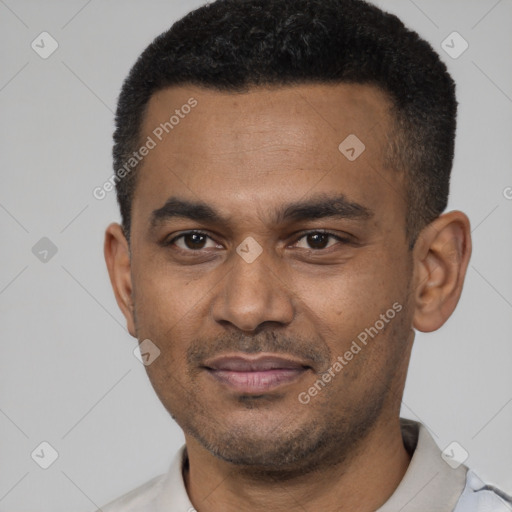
98 418 511 511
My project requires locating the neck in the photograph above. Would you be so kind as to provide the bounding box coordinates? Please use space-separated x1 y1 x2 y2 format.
183 415 411 512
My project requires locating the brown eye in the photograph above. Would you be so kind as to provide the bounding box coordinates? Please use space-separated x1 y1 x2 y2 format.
167 231 220 251
181 233 207 249
295 231 347 250
306 233 330 249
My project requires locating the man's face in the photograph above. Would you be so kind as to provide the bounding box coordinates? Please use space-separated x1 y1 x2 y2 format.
127 83 416 471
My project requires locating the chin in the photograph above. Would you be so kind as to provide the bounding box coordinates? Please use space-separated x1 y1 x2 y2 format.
186 414 332 472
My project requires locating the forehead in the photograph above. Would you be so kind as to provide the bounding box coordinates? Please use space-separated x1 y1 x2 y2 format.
132 82 404 230
142 82 392 155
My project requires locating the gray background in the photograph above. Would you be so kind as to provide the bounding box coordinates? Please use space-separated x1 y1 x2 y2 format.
0 0 511 510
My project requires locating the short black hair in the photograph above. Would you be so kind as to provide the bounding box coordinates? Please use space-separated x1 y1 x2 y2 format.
113 0 457 248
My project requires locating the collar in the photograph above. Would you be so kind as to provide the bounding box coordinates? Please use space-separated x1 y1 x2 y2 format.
377 418 467 511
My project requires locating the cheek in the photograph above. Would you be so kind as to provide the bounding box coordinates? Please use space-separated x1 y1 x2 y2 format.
130 282 203 390
292 251 409 374
133 258 208 330
293 251 403 321
134 270 197 400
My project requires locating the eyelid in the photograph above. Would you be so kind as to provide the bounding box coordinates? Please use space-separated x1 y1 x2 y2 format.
290 229 352 245
165 230 220 248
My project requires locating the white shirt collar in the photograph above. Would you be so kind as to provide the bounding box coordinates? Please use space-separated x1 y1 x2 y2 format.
377 418 467 511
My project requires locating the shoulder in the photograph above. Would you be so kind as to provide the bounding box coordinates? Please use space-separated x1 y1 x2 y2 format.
454 469 512 512
96 444 189 511
96 473 167 512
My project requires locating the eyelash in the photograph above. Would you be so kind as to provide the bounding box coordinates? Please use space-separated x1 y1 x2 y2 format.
164 230 352 253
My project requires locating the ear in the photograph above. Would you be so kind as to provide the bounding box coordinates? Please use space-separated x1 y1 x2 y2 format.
104 223 137 337
411 210 472 332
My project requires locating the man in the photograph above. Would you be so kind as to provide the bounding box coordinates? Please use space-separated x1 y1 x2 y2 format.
100 0 511 510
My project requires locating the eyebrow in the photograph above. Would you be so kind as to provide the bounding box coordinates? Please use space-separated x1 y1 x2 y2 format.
149 194 374 229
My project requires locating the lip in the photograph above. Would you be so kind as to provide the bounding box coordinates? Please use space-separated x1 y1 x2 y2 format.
203 354 311 393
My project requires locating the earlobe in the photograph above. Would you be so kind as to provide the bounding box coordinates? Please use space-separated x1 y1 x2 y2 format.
104 223 137 337
412 211 472 333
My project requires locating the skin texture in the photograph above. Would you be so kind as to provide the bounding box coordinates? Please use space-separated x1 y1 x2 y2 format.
104 83 472 512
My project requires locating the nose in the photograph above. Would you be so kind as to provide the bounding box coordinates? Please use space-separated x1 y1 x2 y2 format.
211 243 295 332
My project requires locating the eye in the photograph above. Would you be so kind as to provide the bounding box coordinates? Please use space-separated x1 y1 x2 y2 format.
167 231 221 251
294 231 350 250
164 230 351 253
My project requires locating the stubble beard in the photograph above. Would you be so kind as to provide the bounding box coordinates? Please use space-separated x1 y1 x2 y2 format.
135 294 412 481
